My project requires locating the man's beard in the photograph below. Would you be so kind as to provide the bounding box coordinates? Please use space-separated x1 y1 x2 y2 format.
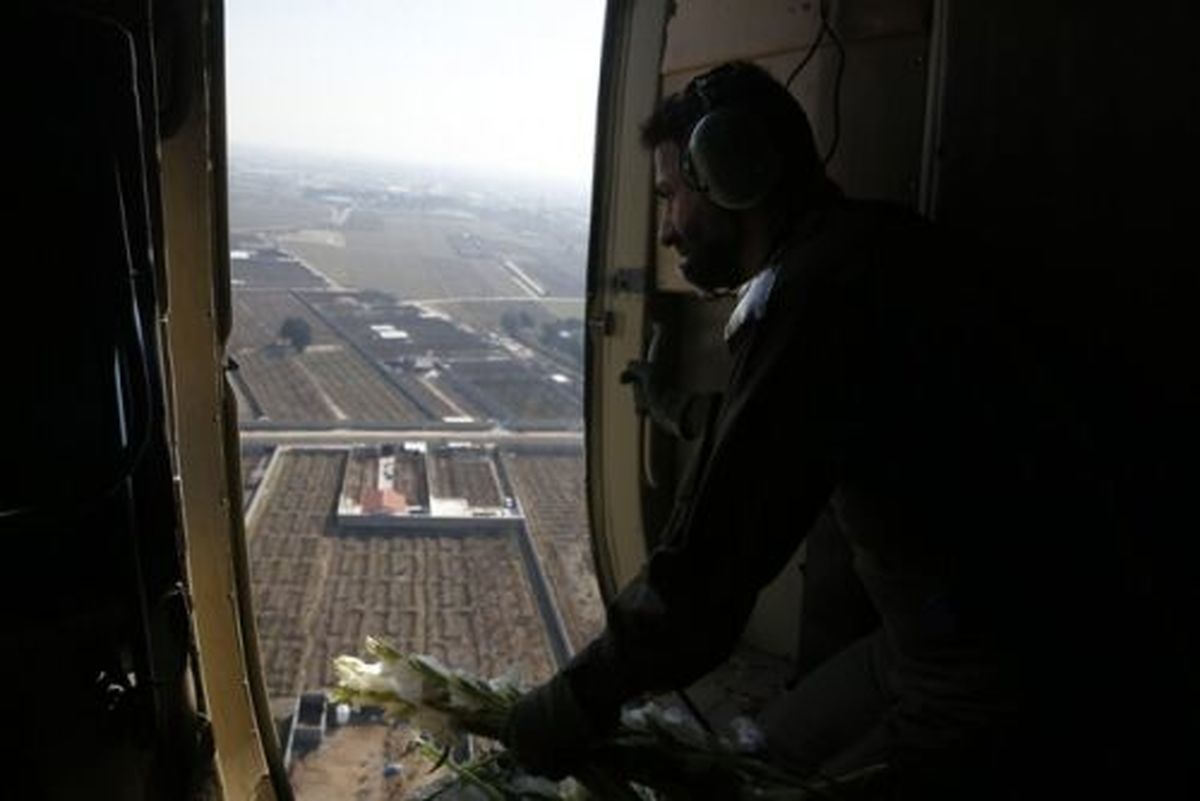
678 215 742 293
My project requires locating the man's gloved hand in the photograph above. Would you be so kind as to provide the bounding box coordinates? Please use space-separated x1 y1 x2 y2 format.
503 673 603 780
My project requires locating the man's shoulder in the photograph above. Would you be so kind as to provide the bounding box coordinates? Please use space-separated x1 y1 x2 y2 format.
767 197 954 333
774 198 921 288
833 197 932 239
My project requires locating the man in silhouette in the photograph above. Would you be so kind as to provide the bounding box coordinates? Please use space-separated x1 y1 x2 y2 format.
504 61 1136 799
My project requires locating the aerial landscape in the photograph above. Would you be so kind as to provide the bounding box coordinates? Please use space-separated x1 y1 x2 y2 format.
229 146 601 799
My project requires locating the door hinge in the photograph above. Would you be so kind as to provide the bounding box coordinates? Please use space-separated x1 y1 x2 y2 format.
587 311 615 337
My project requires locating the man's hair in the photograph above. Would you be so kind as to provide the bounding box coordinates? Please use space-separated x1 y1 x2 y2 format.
641 61 823 213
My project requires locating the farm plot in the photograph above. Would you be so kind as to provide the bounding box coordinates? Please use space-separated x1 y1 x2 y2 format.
280 214 535 302
500 447 603 653
303 532 556 692
340 449 375 502
237 347 339 424
227 186 332 233
389 367 471 422
230 291 435 426
449 358 581 426
302 293 494 362
230 249 327 290
276 232 354 287
230 291 338 352
429 447 503 507
246 449 345 698
479 207 588 296
300 349 429 425
247 446 559 704
432 298 585 340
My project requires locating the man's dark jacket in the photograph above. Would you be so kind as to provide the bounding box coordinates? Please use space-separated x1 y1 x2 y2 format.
563 194 1131 790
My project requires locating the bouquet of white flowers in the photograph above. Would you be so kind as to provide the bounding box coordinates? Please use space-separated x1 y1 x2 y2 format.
332 637 886 800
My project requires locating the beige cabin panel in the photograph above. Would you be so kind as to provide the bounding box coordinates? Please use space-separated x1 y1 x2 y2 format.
663 0 930 76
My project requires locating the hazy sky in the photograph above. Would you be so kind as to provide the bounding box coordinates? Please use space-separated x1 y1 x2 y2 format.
225 0 607 185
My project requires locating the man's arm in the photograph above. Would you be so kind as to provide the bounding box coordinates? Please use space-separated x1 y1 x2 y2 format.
565 316 842 719
506 373 834 776
505 257 869 776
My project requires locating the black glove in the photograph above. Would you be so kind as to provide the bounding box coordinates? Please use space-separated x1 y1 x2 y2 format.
503 673 605 780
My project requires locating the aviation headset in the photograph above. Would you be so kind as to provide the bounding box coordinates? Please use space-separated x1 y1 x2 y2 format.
679 64 783 211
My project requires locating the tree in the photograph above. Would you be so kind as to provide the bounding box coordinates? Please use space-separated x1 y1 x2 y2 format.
279 316 312 352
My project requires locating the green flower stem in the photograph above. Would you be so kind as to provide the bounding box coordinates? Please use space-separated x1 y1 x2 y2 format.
412 737 507 801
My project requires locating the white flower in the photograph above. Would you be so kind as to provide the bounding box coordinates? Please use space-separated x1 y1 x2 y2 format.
332 656 389 695
332 653 427 704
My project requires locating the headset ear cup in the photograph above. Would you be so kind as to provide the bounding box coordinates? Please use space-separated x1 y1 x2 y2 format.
687 108 780 211
680 140 706 194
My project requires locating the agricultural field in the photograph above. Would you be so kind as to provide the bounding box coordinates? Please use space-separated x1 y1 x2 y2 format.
230 291 433 426
227 185 333 233
271 230 353 287
429 446 505 508
247 449 344 698
277 209 584 303
230 291 337 352
300 292 495 362
448 357 582 427
279 217 520 302
500 447 603 654
229 149 595 798
299 348 430 424
230 249 328 290
302 530 556 691
389 367 473 422
340 449 375 503
430 298 586 340
236 347 341 424
246 448 558 702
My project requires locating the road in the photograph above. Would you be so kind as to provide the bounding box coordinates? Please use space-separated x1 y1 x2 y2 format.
239 427 583 447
